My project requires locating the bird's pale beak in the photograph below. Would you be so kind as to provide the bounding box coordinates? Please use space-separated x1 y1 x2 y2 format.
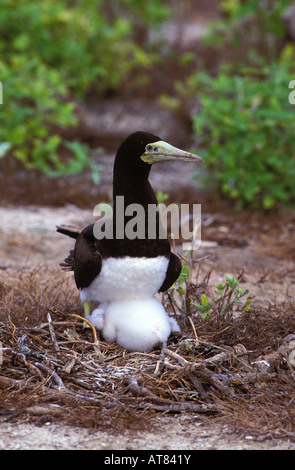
141 141 204 164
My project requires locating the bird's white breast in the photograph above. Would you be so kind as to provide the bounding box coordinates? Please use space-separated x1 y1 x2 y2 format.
80 255 169 303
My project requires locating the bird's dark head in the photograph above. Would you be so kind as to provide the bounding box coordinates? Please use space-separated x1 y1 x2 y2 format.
114 131 203 180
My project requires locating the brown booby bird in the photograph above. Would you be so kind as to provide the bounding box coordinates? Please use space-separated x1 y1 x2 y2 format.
57 131 203 351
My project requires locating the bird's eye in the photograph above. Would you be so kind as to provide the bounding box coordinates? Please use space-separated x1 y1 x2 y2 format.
146 145 153 151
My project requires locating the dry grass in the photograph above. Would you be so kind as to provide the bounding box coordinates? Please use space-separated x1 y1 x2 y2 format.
1 264 295 441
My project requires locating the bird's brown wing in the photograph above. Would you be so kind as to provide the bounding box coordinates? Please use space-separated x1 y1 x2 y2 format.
159 252 182 292
73 224 102 289
57 223 102 289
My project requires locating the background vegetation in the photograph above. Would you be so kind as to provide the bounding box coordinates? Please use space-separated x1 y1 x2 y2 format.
0 0 169 175
162 0 295 209
192 0 295 209
1 0 295 209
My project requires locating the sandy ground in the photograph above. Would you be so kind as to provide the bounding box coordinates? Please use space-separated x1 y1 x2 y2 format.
1 416 294 450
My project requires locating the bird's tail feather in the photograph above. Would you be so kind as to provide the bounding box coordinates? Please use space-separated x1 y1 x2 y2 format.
56 225 79 271
56 224 81 239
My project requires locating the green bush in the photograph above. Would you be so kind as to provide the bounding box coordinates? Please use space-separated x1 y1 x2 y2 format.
0 55 78 175
0 0 169 175
204 0 292 61
159 0 295 210
192 55 295 209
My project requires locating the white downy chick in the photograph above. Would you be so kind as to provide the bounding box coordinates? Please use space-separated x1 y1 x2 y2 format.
87 303 107 330
89 297 179 352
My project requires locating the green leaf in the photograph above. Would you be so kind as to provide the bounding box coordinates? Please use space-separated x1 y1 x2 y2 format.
201 294 209 307
216 283 225 291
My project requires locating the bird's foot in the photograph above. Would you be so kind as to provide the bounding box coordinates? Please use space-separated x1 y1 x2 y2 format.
83 301 92 328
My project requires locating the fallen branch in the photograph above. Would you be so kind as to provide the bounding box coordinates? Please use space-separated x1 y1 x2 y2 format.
125 376 219 415
34 362 65 391
126 376 156 398
164 349 188 367
68 313 100 350
25 405 63 418
251 334 295 372
190 364 235 398
62 357 76 374
140 402 219 414
0 375 26 389
47 312 60 353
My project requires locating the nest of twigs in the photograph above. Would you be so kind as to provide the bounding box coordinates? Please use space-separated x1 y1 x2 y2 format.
1 265 295 440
